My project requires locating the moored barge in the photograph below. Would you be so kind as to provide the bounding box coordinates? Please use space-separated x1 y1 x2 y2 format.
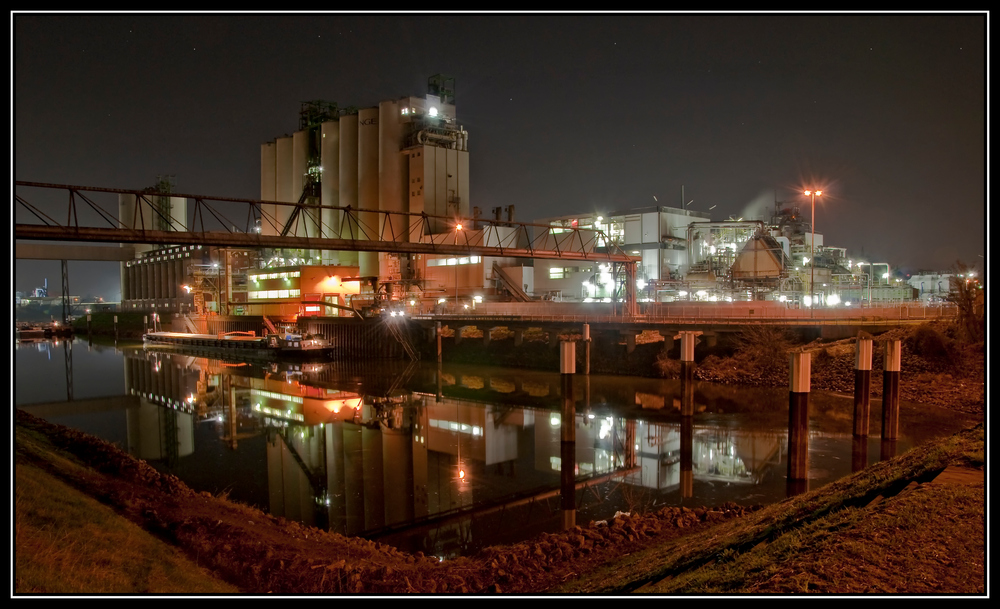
143 330 334 360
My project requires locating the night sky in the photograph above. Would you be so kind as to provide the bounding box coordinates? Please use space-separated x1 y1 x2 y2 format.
12 12 987 300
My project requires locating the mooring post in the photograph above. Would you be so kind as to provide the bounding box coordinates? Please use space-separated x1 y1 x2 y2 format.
582 323 591 375
675 331 702 417
559 339 576 530
881 339 902 441
853 335 873 437
114 315 118 343
787 351 811 491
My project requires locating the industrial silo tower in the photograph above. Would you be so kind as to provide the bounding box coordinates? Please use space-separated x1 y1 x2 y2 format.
260 75 471 301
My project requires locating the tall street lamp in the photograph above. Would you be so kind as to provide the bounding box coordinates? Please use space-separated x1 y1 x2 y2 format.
804 189 822 310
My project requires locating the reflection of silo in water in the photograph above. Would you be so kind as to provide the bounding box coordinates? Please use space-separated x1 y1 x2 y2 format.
267 427 323 529
382 410 415 527
125 399 195 461
124 355 195 461
361 402 385 530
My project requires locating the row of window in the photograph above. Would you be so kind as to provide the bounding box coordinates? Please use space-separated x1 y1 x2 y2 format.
250 271 300 281
428 419 483 436
549 266 593 279
127 251 192 266
249 289 301 300
250 389 304 404
427 256 482 267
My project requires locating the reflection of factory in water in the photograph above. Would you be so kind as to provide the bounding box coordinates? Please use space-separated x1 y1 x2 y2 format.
118 350 797 557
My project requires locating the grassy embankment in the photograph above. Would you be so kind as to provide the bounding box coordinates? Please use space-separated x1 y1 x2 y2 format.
555 423 985 594
14 407 984 595
14 423 237 594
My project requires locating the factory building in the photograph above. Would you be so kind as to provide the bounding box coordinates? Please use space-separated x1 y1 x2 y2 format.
530 197 916 307
534 206 716 301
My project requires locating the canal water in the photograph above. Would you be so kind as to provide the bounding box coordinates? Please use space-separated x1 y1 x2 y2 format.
14 338 979 559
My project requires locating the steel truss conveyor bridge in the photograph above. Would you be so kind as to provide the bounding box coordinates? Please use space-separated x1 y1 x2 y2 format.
15 181 640 314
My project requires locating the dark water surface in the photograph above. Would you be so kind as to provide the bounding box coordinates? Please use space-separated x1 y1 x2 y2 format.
14 338 978 559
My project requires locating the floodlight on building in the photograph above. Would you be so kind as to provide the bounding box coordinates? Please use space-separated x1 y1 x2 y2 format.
429 107 438 117
827 294 841 306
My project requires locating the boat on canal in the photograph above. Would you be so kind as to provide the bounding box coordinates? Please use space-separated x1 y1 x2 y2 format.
142 330 335 360
16 322 73 341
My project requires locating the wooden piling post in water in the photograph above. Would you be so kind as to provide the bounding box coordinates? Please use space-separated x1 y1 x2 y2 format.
582 323 591 376
788 351 811 486
881 339 902 441
853 335 873 437
560 340 576 530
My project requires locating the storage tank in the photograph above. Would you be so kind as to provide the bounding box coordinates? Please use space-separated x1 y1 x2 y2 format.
321 120 341 264
338 114 359 267
260 141 277 235
358 107 379 278
275 136 295 232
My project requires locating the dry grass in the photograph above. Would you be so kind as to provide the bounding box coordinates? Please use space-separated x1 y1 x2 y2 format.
14 461 237 594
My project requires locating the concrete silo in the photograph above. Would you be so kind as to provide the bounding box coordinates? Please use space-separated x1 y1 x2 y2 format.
358 106 380 279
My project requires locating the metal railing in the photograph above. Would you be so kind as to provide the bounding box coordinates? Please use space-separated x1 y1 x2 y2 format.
413 303 958 326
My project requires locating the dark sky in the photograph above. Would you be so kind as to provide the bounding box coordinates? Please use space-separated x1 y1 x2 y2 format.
12 11 987 299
